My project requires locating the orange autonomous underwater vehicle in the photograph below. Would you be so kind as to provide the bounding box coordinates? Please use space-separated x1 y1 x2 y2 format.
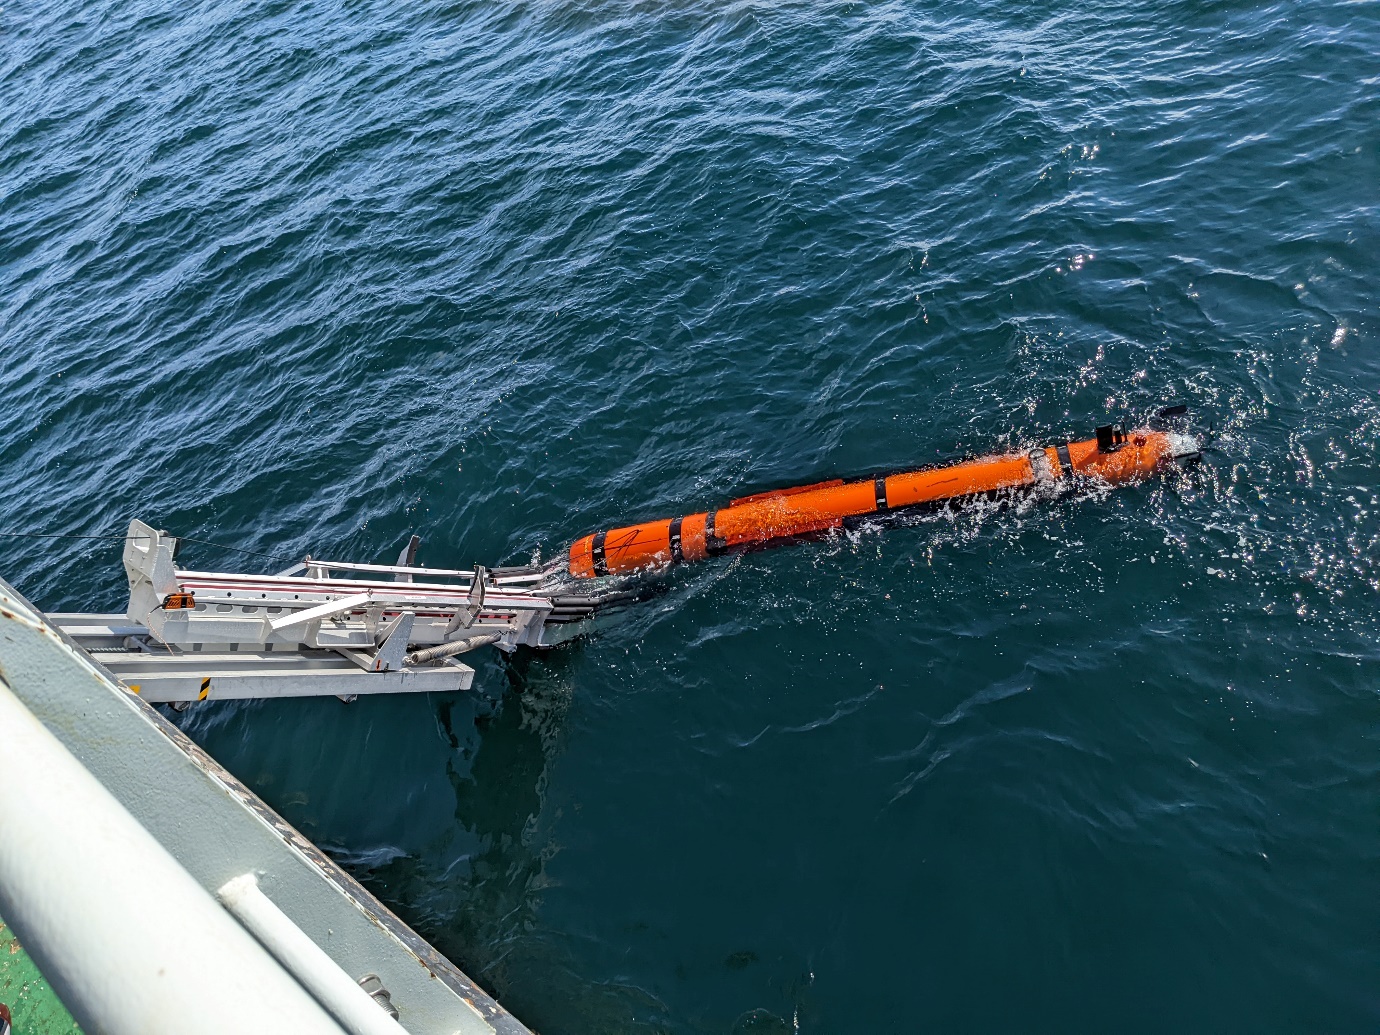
569 413 1201 579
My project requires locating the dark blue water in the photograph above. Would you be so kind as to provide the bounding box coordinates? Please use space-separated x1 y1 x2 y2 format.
4 1 1380 1030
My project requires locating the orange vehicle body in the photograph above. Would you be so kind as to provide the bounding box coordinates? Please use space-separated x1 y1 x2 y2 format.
569 427 1190 579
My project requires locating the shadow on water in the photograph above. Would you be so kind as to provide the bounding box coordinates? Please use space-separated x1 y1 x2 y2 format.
336 648 673 1033
341 651 559 962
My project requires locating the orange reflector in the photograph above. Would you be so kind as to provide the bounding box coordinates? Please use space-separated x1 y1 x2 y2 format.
162 591 196 610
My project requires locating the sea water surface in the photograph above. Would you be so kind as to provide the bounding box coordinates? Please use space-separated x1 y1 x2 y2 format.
3 1 1379 1031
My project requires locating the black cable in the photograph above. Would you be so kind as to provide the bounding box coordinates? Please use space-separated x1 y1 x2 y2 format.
173 537 293 562
0 532 144 540
0 531 293 563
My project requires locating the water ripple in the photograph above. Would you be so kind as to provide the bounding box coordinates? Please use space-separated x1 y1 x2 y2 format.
3 0 1379 1030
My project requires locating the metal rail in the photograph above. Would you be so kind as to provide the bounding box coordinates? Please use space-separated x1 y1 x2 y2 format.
0 677 349 1035
218 875 406 1035
47 519 612 703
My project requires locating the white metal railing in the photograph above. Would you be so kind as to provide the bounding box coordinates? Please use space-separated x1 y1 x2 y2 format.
218 874 406 1035
0 677 348 1035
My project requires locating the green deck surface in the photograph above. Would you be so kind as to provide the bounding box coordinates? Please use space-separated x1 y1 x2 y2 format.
0 918 81 1034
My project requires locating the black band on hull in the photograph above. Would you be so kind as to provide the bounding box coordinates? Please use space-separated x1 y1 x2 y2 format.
704 511 728 555
669 517 685 563
591 530 609 576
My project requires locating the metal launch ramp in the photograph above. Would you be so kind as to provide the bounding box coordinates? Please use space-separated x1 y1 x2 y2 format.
49 519 627 704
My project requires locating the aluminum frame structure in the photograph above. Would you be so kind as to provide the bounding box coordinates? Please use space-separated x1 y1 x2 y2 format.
50 520 624 704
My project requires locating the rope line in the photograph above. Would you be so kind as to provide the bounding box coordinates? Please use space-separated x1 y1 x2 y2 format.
0 531 293 563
